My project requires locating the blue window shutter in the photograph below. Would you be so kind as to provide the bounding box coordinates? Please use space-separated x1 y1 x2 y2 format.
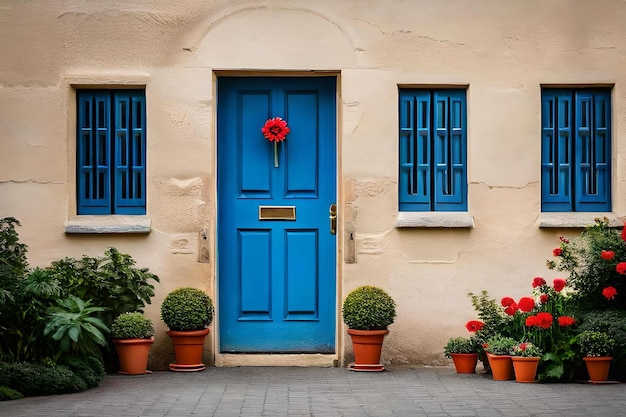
77 91 111 214
574 90 611 211
399 90 431 211
113 92 146 214
541 89 573 212
433 90 467 211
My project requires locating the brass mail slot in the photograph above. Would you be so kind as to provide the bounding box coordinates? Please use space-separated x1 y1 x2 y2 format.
259 206 296 221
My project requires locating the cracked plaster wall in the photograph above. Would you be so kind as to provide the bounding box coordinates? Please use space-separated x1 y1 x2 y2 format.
2 0 626 368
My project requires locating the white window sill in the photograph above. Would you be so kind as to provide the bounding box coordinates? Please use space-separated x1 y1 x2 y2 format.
65 216 151 234
395 212 474 229
537 212 622 228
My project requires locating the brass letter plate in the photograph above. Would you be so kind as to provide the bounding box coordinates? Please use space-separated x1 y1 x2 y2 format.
259 206 296 221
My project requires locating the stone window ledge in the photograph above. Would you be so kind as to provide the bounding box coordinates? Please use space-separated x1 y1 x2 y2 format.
537 212 622 228
65 216 151 234
395 212 474 229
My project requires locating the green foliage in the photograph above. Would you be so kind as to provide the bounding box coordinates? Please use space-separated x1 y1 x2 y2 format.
484 335 516 355
111 312 154 339
47 247 160 329
0 362 86 397
161 287 214 331
60 356 105 389
44 295 109 359
342 286 396 330
0 385 24 401
548 217 626 310
444 337 479 357
466 291 509 340
0 217 28 306
578 330 615 357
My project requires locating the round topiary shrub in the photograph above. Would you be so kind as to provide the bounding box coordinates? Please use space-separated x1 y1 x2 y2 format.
111 312 154 339
342 285 396 330
160 287 214 331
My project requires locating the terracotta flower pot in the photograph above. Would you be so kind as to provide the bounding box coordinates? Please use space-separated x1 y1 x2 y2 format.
583 356 612 382
450 353 478 374
486 353 514 381
113 337 154 375
347 329 389 371
511 356 540 383
167 328 210 372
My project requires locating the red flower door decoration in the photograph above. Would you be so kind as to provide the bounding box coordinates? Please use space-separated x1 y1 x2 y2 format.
261 117 290 167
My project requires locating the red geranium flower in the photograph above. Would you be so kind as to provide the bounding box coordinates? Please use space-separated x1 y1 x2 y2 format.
622 224 626 242
465 320 485 333
602 286 617 300
501 296 515 307
261 117 290 142
616 262 626 275
518 297 536 312
532 277 546 288
601 250 615 261
553 278 566 292
535 312 553 329
504 303 518 316
525 315 539 327
540 294 549 304
558 316 576 327
553 248 563 256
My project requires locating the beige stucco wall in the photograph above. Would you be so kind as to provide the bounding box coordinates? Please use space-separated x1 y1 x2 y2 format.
2 0 626 369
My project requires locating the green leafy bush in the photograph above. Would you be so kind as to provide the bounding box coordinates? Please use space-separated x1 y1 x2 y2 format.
161 287 214 331
44 295 109 358
484 335 516 355
0 362 86 396
111 312 154 339
578 331 615 357
59 356 105 389
444 337 479 357
0 385 23 401
342 286 396 330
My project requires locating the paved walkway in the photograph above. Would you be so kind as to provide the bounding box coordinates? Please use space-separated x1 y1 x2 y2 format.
1 365 625 417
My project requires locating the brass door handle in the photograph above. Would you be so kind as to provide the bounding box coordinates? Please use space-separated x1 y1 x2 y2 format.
329 203 337 235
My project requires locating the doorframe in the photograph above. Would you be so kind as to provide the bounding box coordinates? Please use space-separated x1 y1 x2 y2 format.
211 70 343 367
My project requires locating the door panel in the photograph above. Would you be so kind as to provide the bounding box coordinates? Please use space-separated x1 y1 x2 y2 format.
217 77 336 353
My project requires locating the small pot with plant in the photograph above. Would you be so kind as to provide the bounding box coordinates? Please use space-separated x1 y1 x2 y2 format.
342 285 396 371
484 335 516 381
160 287 214 372
444 336 480 373
111 312 154 375
579 330 615 382
510 342 542 383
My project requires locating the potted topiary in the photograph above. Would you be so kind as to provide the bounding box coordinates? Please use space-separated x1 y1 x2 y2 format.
484 335 516 380
160 287 214 372
444 336 480 374
342 285 396 371
579 330 616 382
111 312 154 375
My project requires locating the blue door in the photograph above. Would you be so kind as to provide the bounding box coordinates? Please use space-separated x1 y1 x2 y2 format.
217 77 337 353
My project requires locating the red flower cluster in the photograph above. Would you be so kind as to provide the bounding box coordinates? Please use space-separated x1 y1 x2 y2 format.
518 297 535 313
540 294 549 304
601 250 615 260
557 316 576 327
500 297 518 316
553 278 566 292
261 117 290 142
525 312 553 329
616 262 626 275
532 277 546 288
465 320 485 333
602 286 617 300
553 248 563 256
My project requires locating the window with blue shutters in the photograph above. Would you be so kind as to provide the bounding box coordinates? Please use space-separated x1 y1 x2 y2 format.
399 89 467 211
77 90 146 215
541 88 611 212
